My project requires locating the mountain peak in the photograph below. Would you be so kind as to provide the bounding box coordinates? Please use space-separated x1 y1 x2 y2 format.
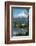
13 12 28 18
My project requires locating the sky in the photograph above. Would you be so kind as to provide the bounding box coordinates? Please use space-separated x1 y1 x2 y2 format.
11 7 31 18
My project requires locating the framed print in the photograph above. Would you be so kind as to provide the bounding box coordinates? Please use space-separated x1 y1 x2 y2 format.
5 1 35 44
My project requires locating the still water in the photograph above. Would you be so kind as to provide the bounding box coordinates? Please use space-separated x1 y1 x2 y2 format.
12 27 29 36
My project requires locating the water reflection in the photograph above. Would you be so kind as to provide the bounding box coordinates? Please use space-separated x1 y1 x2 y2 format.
12 27 29 36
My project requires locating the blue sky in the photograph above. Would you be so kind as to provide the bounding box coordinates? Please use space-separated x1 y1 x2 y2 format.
11 7 30 18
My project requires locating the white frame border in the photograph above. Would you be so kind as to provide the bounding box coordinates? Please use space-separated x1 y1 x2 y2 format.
10 5 32 40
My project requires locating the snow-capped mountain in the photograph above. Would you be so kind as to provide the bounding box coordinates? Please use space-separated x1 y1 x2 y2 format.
13 12 28 18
